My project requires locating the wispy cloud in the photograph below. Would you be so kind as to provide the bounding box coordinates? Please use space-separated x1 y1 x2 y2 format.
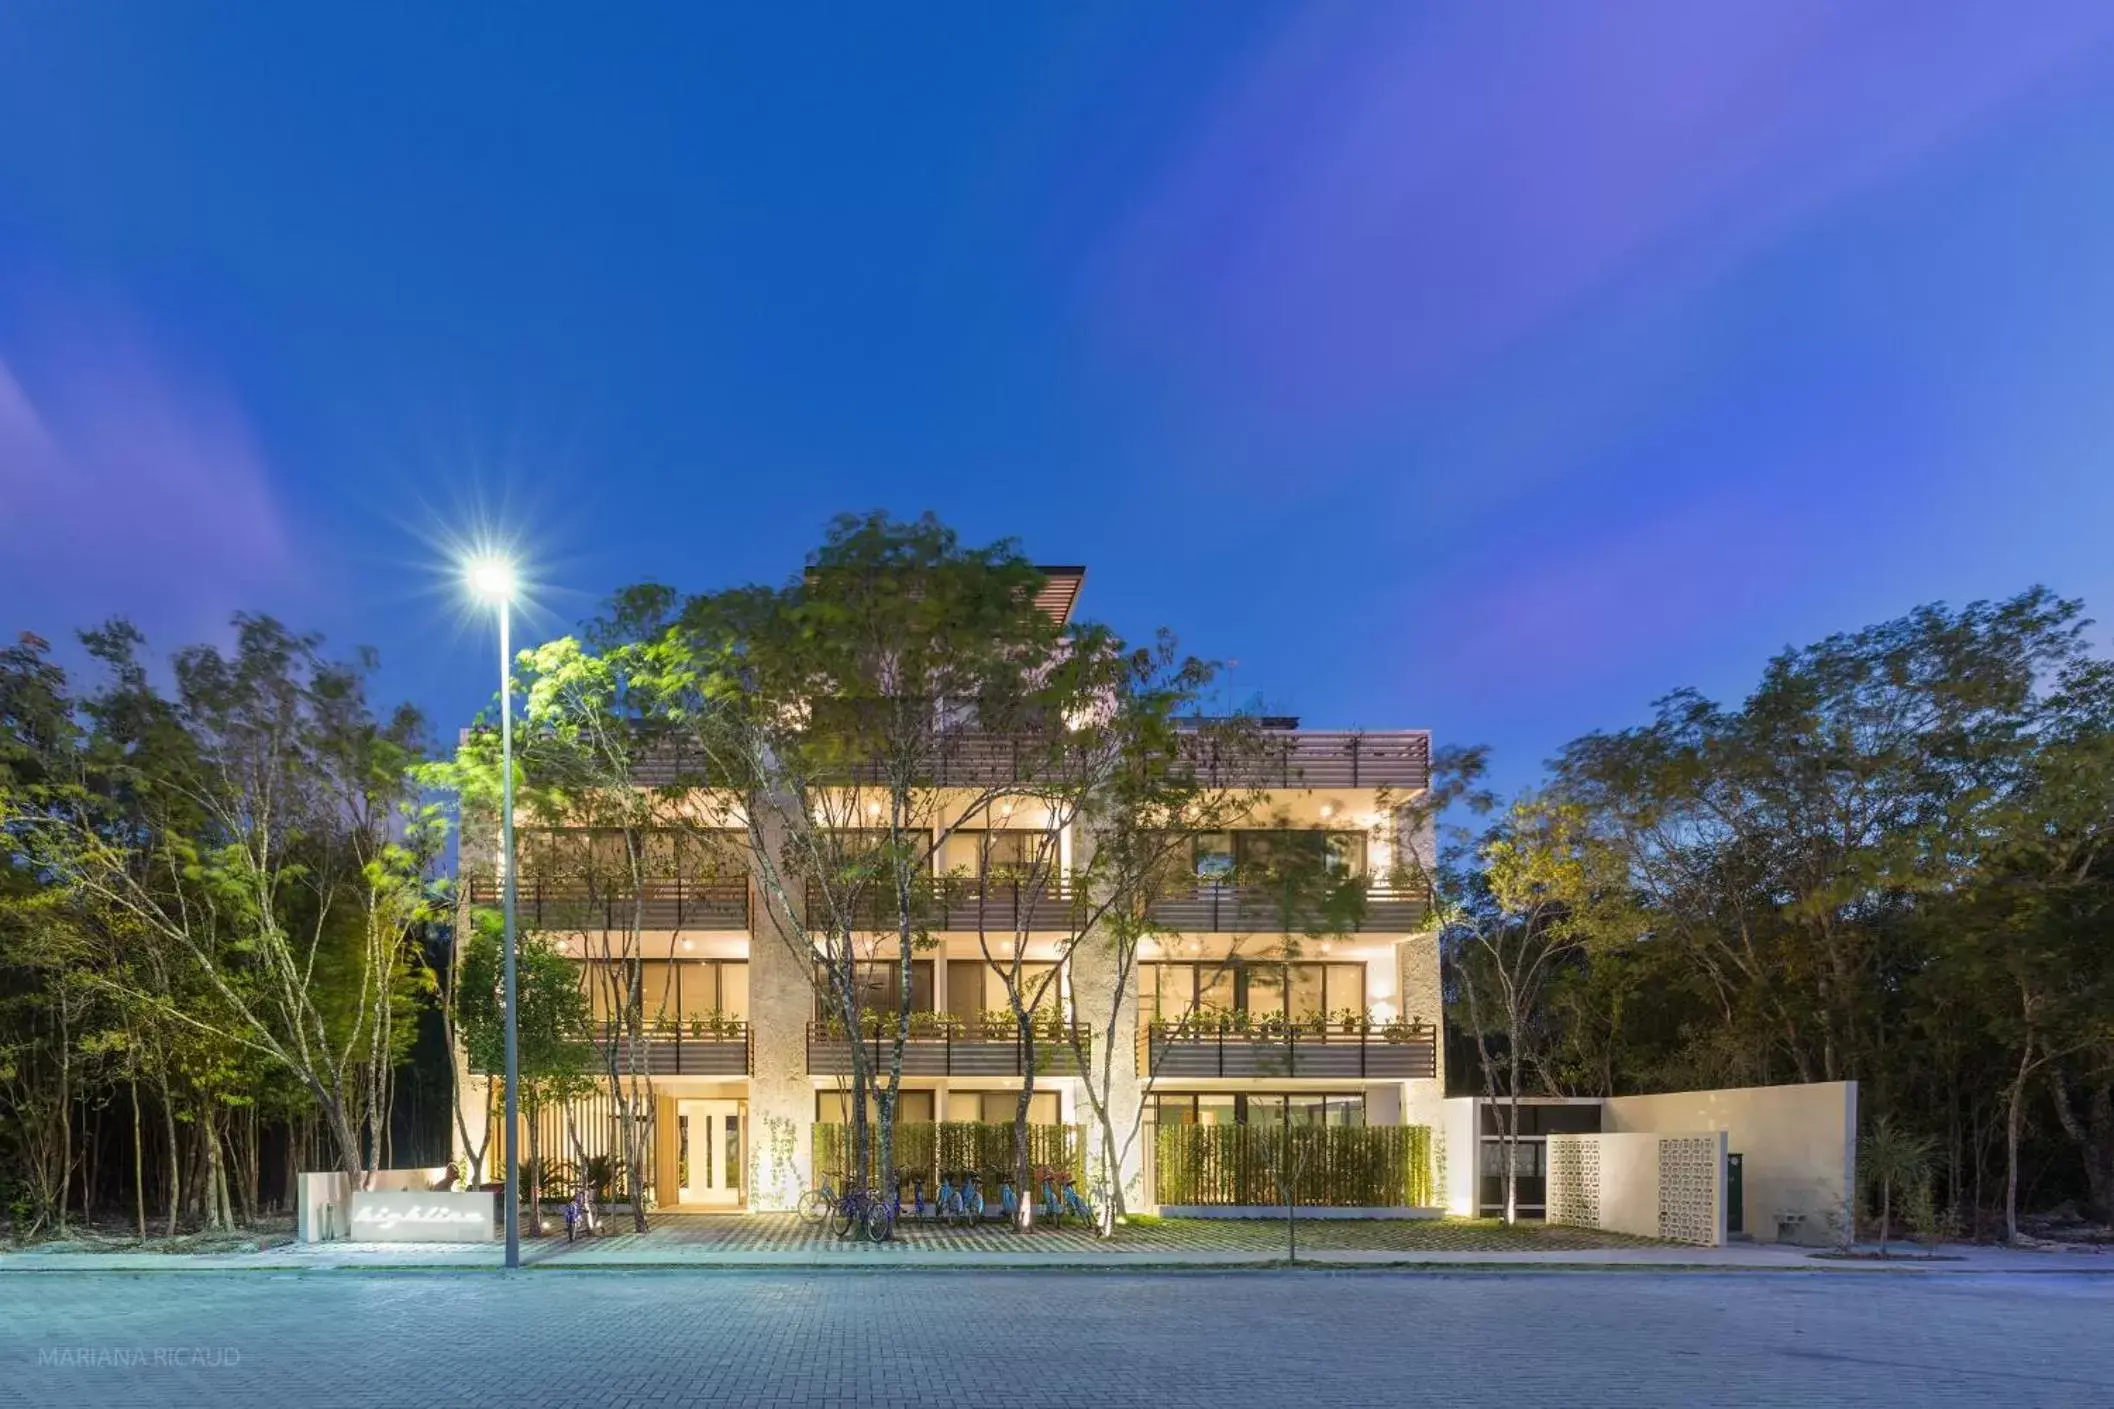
1091 1 2114 426
0 304 295 638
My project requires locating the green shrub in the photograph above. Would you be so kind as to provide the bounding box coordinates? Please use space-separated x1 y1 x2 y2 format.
1153 1124 1433 1208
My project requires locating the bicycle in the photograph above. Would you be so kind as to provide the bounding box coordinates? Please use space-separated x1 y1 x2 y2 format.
562 1181 601 1243
796 1177 840 1227
829 1183 897 1241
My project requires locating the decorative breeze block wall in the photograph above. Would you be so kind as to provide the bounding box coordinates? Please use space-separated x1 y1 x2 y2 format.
1656 1134 1722 1246
1546 1135 1600 1229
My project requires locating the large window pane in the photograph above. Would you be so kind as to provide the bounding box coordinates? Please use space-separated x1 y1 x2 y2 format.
948 962 986 1021
638 962 677 1024
1289 965 1326 1025
1197 967 1236 1018
1325 963 1366 1016
1244 1094 1286 1128
1193 833 1234 883
718 963 749 1022
1194 1094 1238 1127
1243 963 1287 1022
1324 832 1367 876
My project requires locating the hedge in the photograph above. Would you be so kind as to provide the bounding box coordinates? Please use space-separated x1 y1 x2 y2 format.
1153 1124 1434 1208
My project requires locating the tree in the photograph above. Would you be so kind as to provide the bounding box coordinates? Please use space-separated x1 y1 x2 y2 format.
18 617 430 1184
1442 798 1623 1224
456 629 682 1233
1859 1118 1934 1255
642 514 1095 1229
457 920 595 1233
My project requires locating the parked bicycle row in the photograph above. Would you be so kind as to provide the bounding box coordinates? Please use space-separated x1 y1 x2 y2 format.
797 1165 1097 1241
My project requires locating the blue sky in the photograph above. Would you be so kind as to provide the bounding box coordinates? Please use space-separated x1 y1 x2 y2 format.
4 3 2113 797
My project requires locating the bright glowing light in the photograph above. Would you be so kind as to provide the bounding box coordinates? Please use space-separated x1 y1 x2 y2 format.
465 556 518 603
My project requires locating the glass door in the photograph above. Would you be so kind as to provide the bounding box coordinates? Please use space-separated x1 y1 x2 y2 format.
678 1099 746 1208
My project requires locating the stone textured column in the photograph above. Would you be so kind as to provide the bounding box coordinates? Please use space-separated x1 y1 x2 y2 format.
745 804 814 1210
1066 815 1145 1211
1395 931 1447 1202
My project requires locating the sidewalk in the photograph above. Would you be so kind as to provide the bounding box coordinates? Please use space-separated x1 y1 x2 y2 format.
2 1232 2107 1274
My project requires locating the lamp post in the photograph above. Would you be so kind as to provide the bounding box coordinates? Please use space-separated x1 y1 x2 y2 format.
468 557 522 1269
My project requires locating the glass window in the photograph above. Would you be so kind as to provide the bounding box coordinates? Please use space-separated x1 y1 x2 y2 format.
1154 1094 1196 1125
815 1090 936 1124
835 960 937 1015
1325 963 1366 1016
976 1091 1059 1124
638 962 677 1025
1197 966 1236 1019
1288 965 1326 1025
1016 962 1060 1017
1138 964 1162 1023
1193 833 1234 882
1324 832 1367 876
717 963 749 1022
1156 1091 1366 1126
1242 964 1287 1023
1243 1094 1286 1128
948 961 986 1021
946 1092 983 1123
1479 1140 1544 1176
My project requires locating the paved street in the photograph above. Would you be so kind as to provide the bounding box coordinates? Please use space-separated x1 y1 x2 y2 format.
3 1270 2110 1407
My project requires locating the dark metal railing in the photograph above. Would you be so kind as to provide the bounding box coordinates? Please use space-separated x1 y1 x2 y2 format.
463 877 750 931
806 1019 1089 1077
631 728 1431 792
468 1020 752 1077
591 1020 752 1077
1146 884 1431 933
1143 1019 1438 1080
803 877 1080 933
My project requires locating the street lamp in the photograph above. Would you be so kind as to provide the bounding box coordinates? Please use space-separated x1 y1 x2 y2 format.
466 555 522 1269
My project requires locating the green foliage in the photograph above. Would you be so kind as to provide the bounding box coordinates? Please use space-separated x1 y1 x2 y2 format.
813 1122 1086 1189
1153 1124 1434 1208
1492 588 2114 1232
1859 1118 1936 1253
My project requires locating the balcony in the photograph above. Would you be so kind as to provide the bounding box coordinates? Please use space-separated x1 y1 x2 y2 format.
806 1019 1089 1078
1143 1019 1438 1081
468 1022 751 1077
464 877 750 931
805 877 1079 933
1146 884 1430 933
631 727 1430 792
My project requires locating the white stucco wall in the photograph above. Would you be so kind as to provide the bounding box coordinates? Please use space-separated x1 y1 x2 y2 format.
1439 1096 1478 1216
1546 1130 1726 1246
1602 1081 1856 1245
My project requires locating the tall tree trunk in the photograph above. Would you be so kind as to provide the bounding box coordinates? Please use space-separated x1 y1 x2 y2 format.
130 1080 146 1242
2005 1041 2033 1244
162 1092 181 1238
199 1104 224 1232
525 1094 545 1236
2047 1064 2114 1224
1013 1029 1037 1232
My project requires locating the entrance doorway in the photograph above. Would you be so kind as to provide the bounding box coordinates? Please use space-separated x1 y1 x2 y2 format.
676 1099 745 1208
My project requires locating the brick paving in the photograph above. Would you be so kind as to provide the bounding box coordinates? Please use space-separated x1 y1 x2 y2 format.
575 1211 1662 1255
5 1268 2112 1406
